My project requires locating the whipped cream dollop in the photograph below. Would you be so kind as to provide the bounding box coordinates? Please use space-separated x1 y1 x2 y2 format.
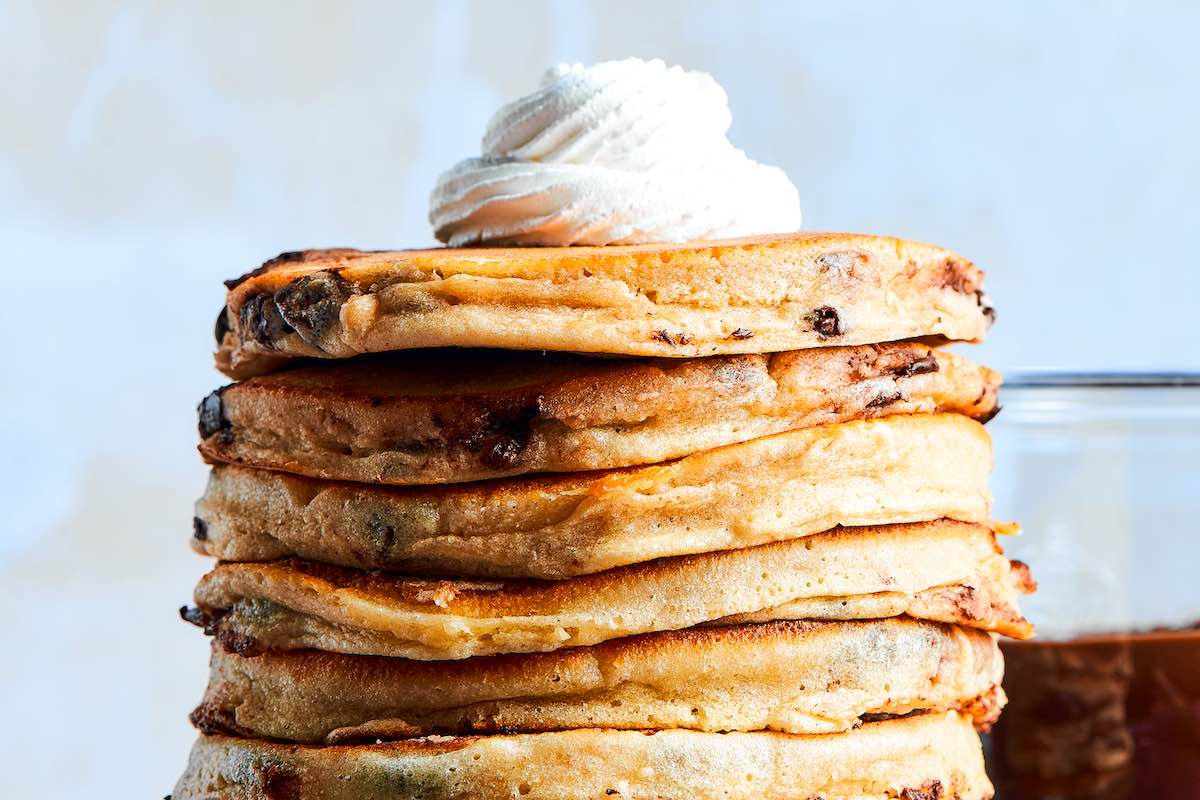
429 58 801 246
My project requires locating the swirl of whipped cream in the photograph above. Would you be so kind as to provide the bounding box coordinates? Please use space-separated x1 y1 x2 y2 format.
429 58 801 246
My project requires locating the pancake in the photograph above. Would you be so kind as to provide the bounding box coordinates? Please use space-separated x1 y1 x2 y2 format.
191 618 1004 742
197 343 999 484
214 234 993 378
194 413 993 578
173 711 993 800
185 519 1035 660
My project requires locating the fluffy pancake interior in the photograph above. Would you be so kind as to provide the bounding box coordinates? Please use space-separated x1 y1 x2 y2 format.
192 618 1005 742
199 343 999 484
195 412 994 578
189 519 1034 659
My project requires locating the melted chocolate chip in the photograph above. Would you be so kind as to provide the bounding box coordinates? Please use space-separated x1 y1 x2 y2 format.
213 306 230 345
810 306 844 338
215 626 262 657
192 516 208 541
866 391 905 408
460 401 543 470
899 781 944 800
197 388 231 441
937 257 976 294
239 293 294 345
189 702 247 737
859 710 923 724
654 330 676 346
729 327 755 340
273 269 354 344
179 605 211 628
258 762 303 800
976 290 996 324
978 404 1002 424
895 352 940 378
367 516 397 557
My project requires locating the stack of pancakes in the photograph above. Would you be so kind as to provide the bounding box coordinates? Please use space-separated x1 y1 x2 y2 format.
174 234 1034 799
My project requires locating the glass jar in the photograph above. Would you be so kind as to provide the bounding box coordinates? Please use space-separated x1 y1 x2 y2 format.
984 374 1200 798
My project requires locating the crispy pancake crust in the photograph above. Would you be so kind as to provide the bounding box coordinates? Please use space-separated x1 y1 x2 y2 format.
197 343 999 484
195 413 993 578
174 711 994 800
192 618 1004 742
214 234 993 377
188 520 1034 660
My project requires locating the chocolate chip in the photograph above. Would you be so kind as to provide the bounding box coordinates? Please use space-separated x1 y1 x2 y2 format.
215 626 262 657
899 781 944 800
213 306 230 345
937 257 976 294
188 703 247 737
653 330 692 346
895 352 940 378
273 269 354 345
192 516 208 541
729 328 754 340
239 293 294 345
460 400 542 470
258 761 302 800
866 391 905 408
976 290 996 324
810 306 844 338
179 605 210 628
197 387 232 441
367 516 397 556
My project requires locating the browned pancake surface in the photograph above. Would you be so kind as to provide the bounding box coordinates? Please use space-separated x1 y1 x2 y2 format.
215 233 993 377
198 342 998 483
192 618 1005 742
174 711 994 800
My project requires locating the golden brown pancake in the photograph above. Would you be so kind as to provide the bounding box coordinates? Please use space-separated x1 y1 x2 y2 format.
194 413 993 578
191 618 1004 742
186 519 1035 660
214 234 993 377
174 711 993 799
198 343 999 484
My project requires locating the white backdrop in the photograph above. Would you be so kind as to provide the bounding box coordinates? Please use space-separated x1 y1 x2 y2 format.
2 2 1198 795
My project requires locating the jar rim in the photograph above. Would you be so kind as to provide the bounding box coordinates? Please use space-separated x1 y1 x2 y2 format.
1005 372 1200 388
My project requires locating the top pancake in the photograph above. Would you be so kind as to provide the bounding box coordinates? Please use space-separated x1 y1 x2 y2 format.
214 233 993 377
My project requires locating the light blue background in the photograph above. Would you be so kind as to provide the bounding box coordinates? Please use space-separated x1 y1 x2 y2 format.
2 2 1197 795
